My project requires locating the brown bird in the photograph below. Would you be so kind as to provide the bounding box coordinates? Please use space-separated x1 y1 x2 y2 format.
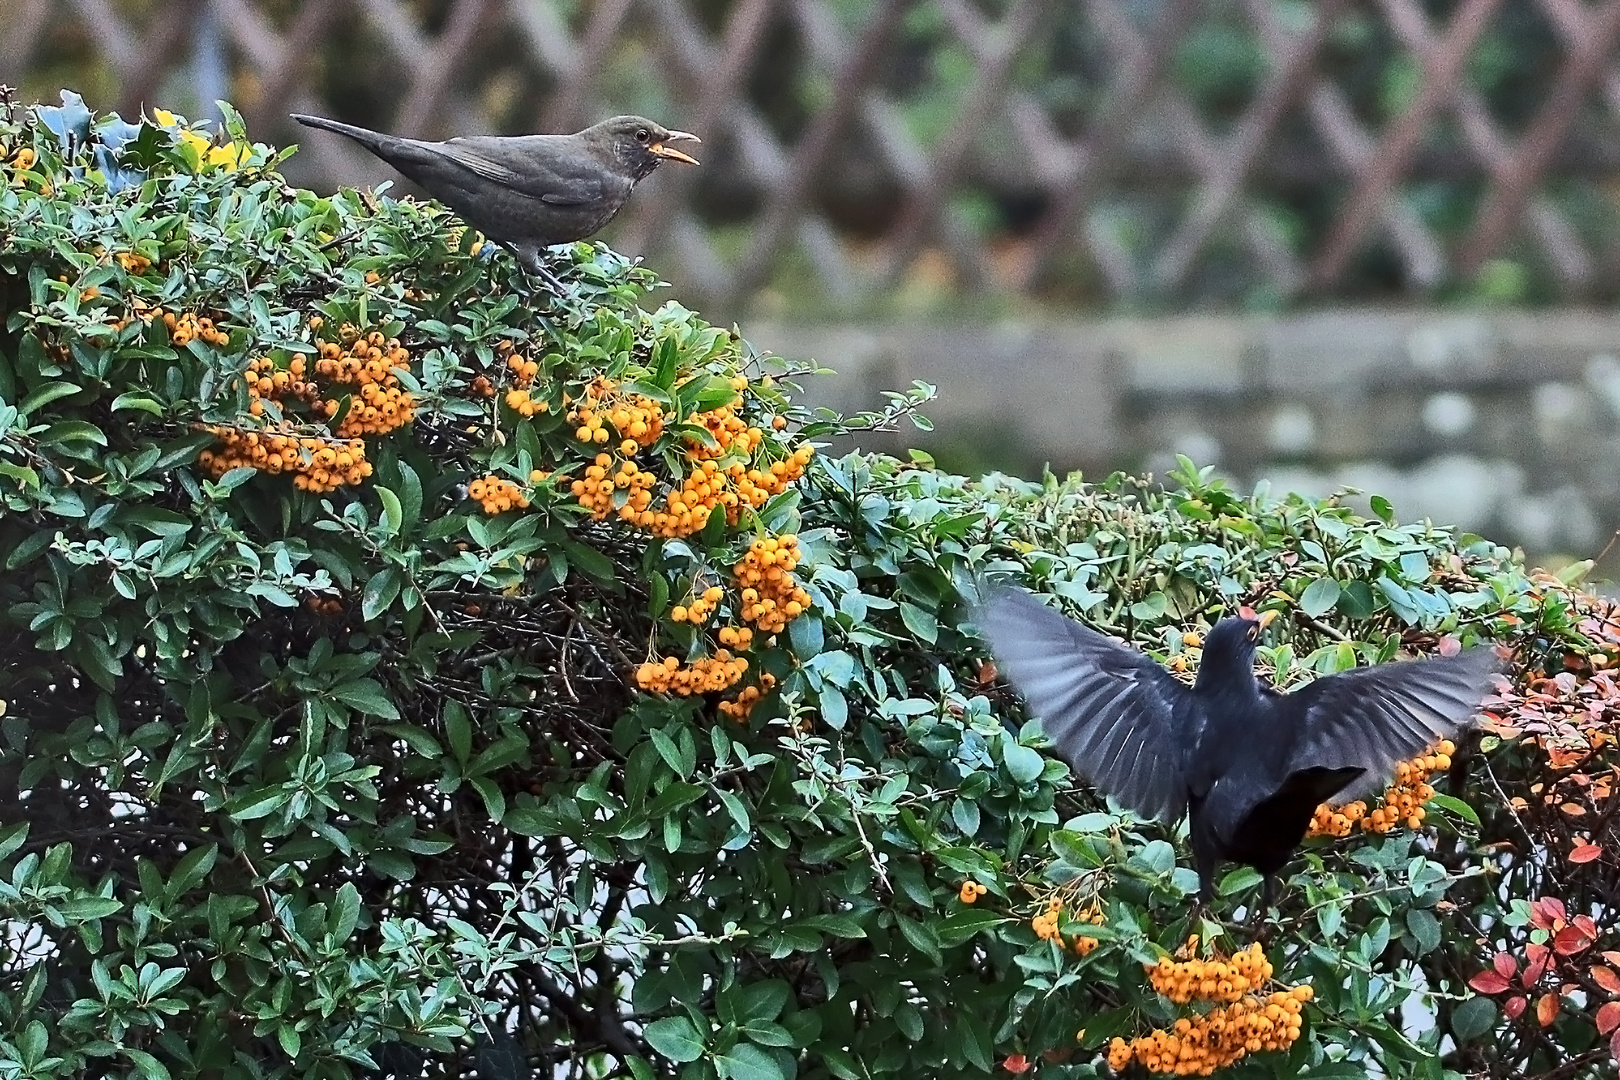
290 113 700 292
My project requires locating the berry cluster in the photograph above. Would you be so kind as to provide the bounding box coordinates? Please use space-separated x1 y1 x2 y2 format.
716 625 755 649
198 428 372 492
570 377 665 448
734 535 810 634
501 346 550 416
191 320 417 493
718 671 776 722
960 881 986 904
1030 896 1102 955
304 593 344 617
468 475 531 515
1105 985 1312 1075
313 329 416 438
1146 940 1272 1004
114 251 153 275
1308 739 1454 837
123 303 230 349
672 586 725 625
555 374 810 539
572 454 649 518
237 354 320 417
634 652 749 695
7 146 36 173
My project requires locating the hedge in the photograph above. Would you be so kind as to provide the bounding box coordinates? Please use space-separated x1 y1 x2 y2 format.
1 90 1617 1080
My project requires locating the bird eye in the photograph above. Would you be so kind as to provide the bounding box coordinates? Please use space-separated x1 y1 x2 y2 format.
1246 625 1259 642
635 128 651 143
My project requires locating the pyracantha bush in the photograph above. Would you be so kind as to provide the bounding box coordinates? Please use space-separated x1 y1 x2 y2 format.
0 90 1615 1080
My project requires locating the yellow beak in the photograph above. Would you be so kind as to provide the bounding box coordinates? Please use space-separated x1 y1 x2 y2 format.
1256 609 1279 630
651 131 701 166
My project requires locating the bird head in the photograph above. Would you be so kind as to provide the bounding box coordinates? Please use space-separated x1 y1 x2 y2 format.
586 116 701 179
1193 608 1277 692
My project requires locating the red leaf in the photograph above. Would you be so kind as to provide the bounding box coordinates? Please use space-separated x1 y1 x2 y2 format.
1532 896 1568 928
1577 915 1599 938
1537 992 1560 1027
1599 1001 1620 1037
1524 949 1551 989
1592 965 1620 995
1002 1054 1031 1075
1439 636 1461 657
1611 1027 1620 1062
1571 843 1604 864
1494 952 1518 979
1555 926 1594 956
1604 951 1620 967
1469 971 1512 995
1505 995 1528 1020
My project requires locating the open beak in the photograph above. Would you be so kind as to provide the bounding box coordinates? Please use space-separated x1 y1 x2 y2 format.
651 130 701 166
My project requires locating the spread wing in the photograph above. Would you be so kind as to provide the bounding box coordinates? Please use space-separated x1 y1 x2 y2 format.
1282 647 1503 802
975 587 1195 824
431 136 608 206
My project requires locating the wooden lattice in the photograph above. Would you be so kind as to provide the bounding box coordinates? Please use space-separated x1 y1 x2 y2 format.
8 0 1620 314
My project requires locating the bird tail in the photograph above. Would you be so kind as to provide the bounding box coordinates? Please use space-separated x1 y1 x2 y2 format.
289 113 395 153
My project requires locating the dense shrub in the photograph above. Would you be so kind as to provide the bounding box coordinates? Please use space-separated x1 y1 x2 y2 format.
0 91 1617 1080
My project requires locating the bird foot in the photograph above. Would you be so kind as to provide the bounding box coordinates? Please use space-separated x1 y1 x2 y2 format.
523 259 571 298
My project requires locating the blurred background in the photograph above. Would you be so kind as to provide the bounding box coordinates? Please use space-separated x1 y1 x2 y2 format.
7 0 1620 577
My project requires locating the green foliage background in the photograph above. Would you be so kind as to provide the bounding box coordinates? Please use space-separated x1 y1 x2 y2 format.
0 93 1614 1080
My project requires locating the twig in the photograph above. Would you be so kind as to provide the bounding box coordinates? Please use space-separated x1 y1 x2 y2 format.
1292 609 1350 642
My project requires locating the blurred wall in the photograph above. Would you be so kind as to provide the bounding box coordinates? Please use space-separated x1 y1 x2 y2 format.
753 309 1620 571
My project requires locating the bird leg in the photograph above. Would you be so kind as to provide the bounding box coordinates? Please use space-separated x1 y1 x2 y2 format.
513 243 571 297
1246 874 1278 944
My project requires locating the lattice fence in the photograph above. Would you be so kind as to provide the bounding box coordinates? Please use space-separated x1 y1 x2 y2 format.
8 0 1620 316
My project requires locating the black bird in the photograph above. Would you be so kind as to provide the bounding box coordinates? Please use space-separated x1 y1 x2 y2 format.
977 587 1502 909
290 113 700 292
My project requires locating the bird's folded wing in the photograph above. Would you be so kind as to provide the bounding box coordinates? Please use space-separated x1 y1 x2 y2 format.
430 138 606 206
976 587 1192 823
1284 647 1503 801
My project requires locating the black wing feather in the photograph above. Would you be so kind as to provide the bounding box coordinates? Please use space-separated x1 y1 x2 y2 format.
976 587 1194 823
1283 647 1502 801
432 137 606 206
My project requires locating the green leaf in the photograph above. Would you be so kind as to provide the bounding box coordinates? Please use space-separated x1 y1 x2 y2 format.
360 566 401 622
898 601 938 643
0 823 30 860
1336 580 1376 620
800 913 866 938
1427 792 1479 826
39 420 107 446
110 392 163 415
1450 995 1495 1042
503 807 559 837
1002 743 1044 785
123 1049 172 1080
1406 907 1440 956
644 1017 705 1063
937 909 1006 947
376 485 403 535
330 882 362 942
18 382 82 415
714 1043 785 1080
58 896 123 920
1218 866 1262 896
1300 577 1340 618
330 679 400 719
